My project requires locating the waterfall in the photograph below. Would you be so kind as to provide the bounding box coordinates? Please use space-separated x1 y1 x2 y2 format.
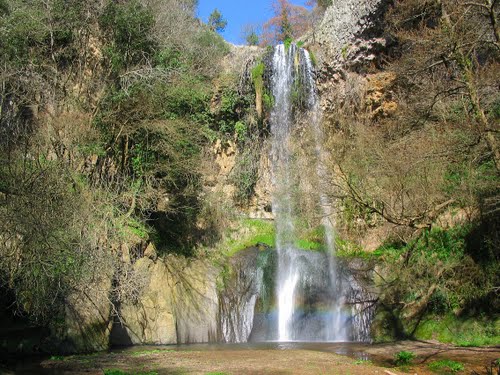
270 44 299 342
270 44 350 342
302 48 348 342
218 43 375 345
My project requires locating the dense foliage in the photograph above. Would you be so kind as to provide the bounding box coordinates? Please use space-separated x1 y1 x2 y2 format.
0 0 497 350
326 0 499 336
0 0 229 323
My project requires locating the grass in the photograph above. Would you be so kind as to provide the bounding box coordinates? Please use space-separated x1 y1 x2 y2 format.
428 359 464 373
117 215 153 241
50 352 102 362
295 238 323 251
223 219 275 257
336 238 372 258
221 219 377 258
130 349 174 357
414 314 500 346
104 370 158 375
49 355 66 361
354 359 372 365
222 219 326 256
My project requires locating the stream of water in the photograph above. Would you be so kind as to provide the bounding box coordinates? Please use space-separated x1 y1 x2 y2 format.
270 43 365 342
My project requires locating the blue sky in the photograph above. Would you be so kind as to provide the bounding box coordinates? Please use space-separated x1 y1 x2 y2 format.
198 0 311 45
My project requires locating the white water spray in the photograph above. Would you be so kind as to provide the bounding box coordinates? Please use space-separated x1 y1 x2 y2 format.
270 44 350 342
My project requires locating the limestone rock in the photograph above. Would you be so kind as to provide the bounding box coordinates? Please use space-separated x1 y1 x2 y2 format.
112 258 177 345
314 0 390 70
366 72 397 118
143 242 157 261
59 270 113 353
171 257 219 343
110 256 219 345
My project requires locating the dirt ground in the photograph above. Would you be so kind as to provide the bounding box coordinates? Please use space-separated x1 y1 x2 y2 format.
2 341 499 375
39 349 407 375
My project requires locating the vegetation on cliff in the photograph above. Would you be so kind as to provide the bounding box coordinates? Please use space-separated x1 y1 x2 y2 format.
0 0 232 325
0 0 498 353
324 0 499 340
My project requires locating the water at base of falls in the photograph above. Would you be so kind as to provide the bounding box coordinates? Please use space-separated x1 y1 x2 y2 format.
270 43 353 342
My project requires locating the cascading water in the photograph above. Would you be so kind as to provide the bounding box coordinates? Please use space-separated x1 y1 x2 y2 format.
270 44 300 342
218 43 375 344
270 44 350 342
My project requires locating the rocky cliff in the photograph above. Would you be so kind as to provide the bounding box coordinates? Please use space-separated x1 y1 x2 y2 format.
315 0 389 71
110 255 219 346
3 0 392 354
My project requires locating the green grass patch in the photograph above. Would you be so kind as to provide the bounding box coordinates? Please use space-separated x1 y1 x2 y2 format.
308 49 317 66
295 238 322 251
49 355 66 361
394 351 415 366
336 238 372 258
354 359 372 365
428 359 464 373
414 314 500 346
130 349 174 357
221 219 375 257
223 219 275 257
117 215 152 241
104 370 158 375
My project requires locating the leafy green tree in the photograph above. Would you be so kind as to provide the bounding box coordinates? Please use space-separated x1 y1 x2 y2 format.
246 31 260 46
241 24 260 46
0 0 8 15
99 0 156 74
208 8 227 33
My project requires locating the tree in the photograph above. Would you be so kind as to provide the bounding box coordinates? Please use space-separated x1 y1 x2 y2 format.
306 0 332 9
208 8 227 33
320 0 500 327
387 0 500 172
241 24 260 46
0 0 8 16
261 0 311 45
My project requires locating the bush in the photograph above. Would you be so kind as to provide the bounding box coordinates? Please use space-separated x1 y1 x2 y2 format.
231 142 261 204
0 158 115 323
394 351 415 365
99 0 156 73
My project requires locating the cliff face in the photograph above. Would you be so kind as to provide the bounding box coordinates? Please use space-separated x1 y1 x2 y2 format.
60 1 394 352
315 0 389 70
110 256 219 346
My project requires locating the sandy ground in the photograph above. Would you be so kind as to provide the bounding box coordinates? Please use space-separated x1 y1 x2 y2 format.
2 341 499 375
38 349 407 375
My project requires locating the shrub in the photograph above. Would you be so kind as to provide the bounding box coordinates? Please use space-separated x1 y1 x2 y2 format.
394 351 415 366
231 139 261 204
99 0 156 73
